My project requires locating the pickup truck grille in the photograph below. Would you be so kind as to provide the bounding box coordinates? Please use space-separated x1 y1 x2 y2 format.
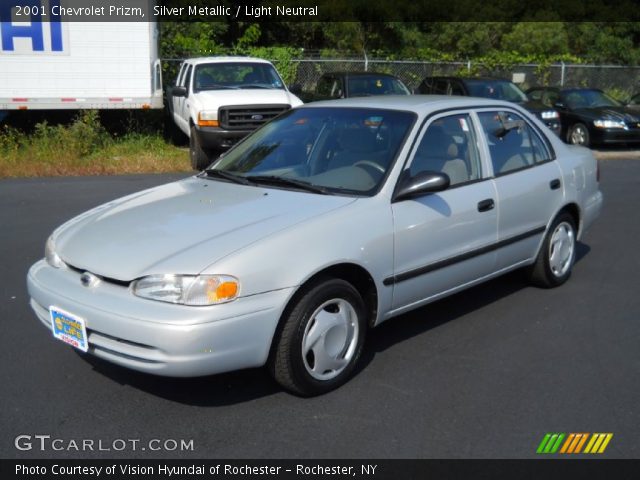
218 104 290 130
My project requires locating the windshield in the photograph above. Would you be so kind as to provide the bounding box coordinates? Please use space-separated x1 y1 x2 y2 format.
347 76 411 97
210 107 416 195
563 90 623 109
466 80 528 103
193 62 284 91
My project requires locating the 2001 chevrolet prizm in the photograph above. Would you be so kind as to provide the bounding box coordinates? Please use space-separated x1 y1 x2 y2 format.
28 96 603 396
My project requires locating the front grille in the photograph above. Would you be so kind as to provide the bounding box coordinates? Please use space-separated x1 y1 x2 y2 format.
218 104 290 130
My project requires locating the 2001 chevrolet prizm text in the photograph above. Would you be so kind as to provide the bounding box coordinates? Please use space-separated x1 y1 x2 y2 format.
28 96 603 396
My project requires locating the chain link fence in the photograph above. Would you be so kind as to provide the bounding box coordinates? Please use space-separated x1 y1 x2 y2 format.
290 59 640 98
161 57 640 99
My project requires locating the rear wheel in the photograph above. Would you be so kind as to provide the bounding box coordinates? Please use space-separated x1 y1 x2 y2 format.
567 123 591 148
190 125 211 170
528 213 577 288
269 278 366 396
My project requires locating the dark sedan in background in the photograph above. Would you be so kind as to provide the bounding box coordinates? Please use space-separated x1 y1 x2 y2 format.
526 87 640 147
295 72 411 103
416 76 561 136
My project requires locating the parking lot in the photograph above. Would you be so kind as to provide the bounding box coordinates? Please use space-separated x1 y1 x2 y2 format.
1 157 638 459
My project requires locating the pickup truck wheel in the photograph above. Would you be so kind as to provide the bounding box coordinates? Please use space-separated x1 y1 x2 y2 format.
269 278 366 396
190 126 211 170
528 213 577 288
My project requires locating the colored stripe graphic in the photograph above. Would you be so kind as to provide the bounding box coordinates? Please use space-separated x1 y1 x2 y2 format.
538 433 613 454
537 433 565 454
584 433 613 454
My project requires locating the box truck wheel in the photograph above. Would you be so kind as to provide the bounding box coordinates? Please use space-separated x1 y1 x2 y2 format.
190 126 211 170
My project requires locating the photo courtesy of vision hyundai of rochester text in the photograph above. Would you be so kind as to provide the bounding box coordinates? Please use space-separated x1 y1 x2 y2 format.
28 95 602 396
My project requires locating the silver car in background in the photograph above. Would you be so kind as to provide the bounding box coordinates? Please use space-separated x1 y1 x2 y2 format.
27 96 603 396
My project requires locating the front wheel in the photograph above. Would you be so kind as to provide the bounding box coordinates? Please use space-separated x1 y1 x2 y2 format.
269 278 367 396
567 123 591 148
528 213 577 288
190 125 211 170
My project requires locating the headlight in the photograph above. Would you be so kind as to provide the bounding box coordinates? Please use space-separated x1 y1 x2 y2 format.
594 119 625 129
541 110 559 120
197 111 219 127
45 236 65 268
132 274 239 306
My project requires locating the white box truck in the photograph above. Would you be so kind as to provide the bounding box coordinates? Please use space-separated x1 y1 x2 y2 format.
0 18 162 111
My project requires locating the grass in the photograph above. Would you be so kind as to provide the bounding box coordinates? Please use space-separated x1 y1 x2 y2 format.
0 111 191 178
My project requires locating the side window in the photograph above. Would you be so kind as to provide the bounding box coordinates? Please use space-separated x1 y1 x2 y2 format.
420 78 435 93
182 65 193 93
175 63 186 86
450 81 465 96
317 76 343 98
409 113 482 186
528 89 542 101
543 91 559 107
477 111 552 176
433 79 448 94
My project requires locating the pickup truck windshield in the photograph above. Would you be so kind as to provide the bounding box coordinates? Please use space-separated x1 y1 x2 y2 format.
210 107 416 196
193 63 285 91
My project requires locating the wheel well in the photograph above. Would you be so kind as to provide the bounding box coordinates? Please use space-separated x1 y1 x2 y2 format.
298 264 378 328
558 203 581 233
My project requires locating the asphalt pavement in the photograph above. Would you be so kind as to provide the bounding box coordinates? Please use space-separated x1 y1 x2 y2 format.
1 161 638 459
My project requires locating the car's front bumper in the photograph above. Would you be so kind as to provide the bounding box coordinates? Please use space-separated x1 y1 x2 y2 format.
194 125 253 149
27 260 294 377
592 127 640 145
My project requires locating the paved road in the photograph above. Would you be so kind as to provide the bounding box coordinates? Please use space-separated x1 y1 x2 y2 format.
1 162 638 459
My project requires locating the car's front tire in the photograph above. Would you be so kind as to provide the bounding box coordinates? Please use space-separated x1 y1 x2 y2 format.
567 123 591 148
528 213 577 288
190 125 211 170
269 278 367 396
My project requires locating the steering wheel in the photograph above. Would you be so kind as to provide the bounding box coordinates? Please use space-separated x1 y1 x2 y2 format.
354 160 385 175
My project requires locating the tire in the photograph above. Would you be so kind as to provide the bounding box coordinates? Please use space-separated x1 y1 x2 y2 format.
528 213 577 288
567 123 591 148
189 125 211 170
269 278 367 396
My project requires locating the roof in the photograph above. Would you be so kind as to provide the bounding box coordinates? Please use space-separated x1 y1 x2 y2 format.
320 71 402 78
182 56 274 66
425 76 510 83
300 94 521 113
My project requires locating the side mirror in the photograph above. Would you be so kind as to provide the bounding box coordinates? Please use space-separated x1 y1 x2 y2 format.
554 101 566 110
393 171 450 202
172 86 187 97
288 84 303 95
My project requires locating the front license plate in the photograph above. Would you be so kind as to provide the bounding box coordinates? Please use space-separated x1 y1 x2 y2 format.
50 306 89 352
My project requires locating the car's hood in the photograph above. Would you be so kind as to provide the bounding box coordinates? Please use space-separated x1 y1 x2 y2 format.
572 106 640 122
193 88 301 107
54 177 355 281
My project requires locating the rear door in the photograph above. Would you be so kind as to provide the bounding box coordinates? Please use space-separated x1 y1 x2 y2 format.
476 109 564 270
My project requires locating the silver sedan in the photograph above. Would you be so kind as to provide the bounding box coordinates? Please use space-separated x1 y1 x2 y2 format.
28 96 603 396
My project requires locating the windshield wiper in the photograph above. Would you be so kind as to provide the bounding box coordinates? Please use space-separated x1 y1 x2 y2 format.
247 175 330 194
203 169 254 185
239 84 275 89
197 85 240 90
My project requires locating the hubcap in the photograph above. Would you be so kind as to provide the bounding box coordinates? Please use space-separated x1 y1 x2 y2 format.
302 298 359 381
570 126 586 145
549 221 575 277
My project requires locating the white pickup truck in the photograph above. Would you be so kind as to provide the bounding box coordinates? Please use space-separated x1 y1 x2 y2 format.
168 57 303 170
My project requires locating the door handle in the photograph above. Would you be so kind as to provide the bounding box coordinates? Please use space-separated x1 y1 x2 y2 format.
550 179 561 190
477 198 495 212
